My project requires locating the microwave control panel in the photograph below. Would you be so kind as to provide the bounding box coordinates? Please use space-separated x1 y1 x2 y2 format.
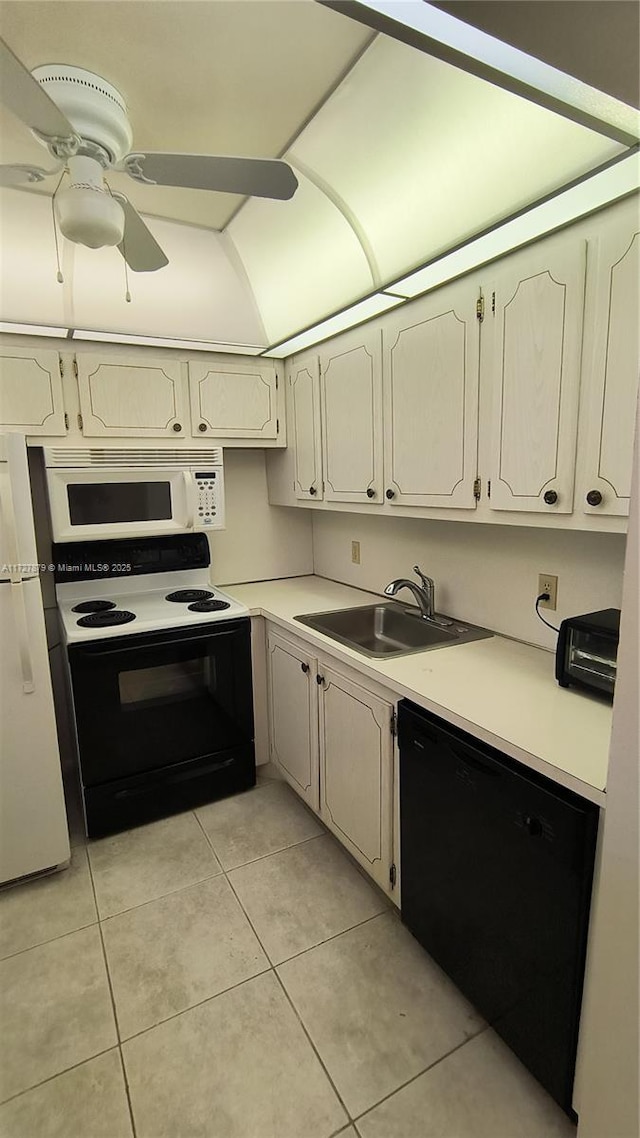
195 470 224 529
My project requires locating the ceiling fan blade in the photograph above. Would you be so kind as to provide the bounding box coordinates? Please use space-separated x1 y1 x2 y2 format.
0 163 52 187
0 38 75 140
124 152 298 201
113 194 169 272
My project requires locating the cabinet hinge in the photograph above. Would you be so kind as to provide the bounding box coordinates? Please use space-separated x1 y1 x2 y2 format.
390 710 398 737
491 290 496 315
64 412 69 431
473 477 481 501
77 413 83 430
276 418 280 433
476 293 484 323
58 357 64 379
73 355 78 380
487 479 491 499
389 863 397 888
275 373 279 390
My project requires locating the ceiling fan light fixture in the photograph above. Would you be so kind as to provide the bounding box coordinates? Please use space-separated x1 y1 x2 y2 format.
55 153 125 248
56 184 125 248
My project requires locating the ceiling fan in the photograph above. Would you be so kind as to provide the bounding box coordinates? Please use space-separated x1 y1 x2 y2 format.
0 38 299 272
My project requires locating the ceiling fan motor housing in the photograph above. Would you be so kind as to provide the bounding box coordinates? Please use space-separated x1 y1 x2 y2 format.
31 65 133 163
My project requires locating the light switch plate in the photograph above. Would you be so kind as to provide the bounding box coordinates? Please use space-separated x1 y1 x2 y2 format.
351 540 361 565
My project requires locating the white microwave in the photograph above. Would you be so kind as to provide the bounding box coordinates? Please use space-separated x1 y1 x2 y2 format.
44 448 225 542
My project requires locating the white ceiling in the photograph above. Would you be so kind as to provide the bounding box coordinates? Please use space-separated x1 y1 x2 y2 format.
0 1 633 349
0 0 373 229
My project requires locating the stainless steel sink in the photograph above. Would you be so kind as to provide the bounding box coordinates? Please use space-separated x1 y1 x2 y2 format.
294 602 493 658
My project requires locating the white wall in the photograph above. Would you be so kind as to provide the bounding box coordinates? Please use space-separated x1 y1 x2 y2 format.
209 449 313 585
312 512 626 650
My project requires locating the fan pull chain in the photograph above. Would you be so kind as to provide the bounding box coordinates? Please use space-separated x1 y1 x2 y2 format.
106 180 132 303
51 170 66 284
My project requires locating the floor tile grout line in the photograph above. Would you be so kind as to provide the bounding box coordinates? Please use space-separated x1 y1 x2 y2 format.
222 828 329 873
0 1045 117 1109
274 909 388 968
351 1022 492 1127
86 842 139 1138
0 917 99 963
116 1041 138 1138
272 968 354 1126
116 964 274 1046
95 865 225 923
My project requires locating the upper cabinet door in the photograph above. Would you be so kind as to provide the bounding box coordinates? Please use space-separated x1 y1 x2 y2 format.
288 354 323 501
382 279 480 509
0 347 66 436
486 234 586 514
76 354 186 437
189 359 279 439
320 326 383 503
577 214 640 517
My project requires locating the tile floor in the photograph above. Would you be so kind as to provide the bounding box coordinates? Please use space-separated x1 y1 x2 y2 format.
0 765 577 1138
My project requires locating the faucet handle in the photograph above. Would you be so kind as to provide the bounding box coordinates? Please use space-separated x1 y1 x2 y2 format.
413 564 433 589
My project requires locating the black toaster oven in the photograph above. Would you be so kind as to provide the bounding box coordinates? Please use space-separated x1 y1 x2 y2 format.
556 608 620 698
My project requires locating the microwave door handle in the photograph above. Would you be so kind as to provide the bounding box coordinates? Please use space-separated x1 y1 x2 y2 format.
10 580 35 693
183 471 196 529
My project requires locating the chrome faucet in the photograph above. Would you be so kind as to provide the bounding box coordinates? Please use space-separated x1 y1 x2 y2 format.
384 564 435 620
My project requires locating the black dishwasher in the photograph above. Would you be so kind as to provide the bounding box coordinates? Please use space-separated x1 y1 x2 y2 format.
398 700 599 1116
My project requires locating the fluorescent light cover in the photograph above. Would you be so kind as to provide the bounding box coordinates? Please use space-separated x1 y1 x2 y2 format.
385 154 640 298
0 321 68 338
266 293 403 357
346 1 639 145
71 330 265 355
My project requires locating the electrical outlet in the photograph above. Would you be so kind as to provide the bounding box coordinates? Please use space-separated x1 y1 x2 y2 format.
538 573 558 611
351 540 361 565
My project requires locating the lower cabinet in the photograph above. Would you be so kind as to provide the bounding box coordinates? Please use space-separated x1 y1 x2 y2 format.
266 626 396 895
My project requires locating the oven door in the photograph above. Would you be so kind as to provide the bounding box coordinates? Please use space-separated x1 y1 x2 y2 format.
46 467 196 542
68 619 254 787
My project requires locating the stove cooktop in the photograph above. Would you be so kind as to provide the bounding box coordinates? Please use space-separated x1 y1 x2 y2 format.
56 570 248 644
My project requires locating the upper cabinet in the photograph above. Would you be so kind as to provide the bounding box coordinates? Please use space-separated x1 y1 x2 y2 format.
485 234 586 514
289 353 324 501
320 325 383 504
576 209 640 518
76 354 186 437
188 358 280 440
0 347 66 436
382 278 480 509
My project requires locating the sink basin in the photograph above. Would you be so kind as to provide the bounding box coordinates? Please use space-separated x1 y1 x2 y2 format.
294 603 493 658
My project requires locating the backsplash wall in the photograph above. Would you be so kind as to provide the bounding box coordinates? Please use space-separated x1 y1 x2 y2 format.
209 449 313 585
311 512 626 651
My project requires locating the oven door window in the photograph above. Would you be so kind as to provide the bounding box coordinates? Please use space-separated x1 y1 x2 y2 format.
69 623 253 785
67 481 172 526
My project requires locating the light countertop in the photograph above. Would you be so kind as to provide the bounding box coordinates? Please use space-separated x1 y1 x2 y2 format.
224 576 612 807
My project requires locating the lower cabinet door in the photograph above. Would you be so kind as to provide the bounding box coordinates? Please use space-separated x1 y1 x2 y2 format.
319 665 394 893
266 631 319 811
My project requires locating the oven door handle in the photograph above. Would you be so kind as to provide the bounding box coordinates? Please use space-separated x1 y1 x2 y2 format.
183 470 196 529
75 628 238 658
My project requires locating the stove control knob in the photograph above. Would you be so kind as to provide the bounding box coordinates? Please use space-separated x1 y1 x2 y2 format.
524 815 543 837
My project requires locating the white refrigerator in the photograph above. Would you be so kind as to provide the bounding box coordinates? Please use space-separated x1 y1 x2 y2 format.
0 433 69 884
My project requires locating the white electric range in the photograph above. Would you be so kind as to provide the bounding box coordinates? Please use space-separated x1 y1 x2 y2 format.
54 533 255 838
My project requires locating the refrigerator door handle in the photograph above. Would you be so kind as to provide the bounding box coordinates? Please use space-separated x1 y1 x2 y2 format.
10 580 35 694
0 455 21 579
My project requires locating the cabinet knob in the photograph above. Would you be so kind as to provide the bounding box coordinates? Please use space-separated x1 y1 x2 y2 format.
198 422 207 433
385 488 395 500
300 662 309 674
172 422 182 433
586 489 603 507
309 485 317 496
366 487 375 499
543 490 558 505
316 674 325 686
